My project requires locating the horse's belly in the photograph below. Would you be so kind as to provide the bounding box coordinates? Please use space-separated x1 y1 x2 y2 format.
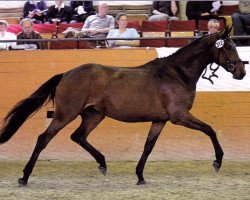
103 100 168 122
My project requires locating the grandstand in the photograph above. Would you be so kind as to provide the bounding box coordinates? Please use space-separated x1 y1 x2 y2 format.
1 1 247 49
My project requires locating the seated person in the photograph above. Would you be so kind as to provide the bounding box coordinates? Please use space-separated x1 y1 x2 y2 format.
69 0 95 24
232 0 250 36
148 1 179 21
45 0 72 24
186 1 224 26
23 0 47 24
16 18 44 50
80 2 115 38
186 1 220 20
0 20 17 50
107 13 140 48
197 19 220 36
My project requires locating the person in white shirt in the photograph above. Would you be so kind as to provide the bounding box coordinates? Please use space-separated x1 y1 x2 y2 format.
0 20 17 50
81 2 115 38
107 13 140 48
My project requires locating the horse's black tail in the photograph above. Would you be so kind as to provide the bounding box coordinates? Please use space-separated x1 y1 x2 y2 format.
0 73 64 144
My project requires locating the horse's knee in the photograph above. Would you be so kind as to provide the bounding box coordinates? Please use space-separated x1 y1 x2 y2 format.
71 132 81 143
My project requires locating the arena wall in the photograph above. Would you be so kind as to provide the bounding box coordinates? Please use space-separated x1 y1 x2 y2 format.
0 49 249 161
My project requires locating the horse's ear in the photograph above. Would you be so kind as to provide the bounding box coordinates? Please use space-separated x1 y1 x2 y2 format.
219 26 232 39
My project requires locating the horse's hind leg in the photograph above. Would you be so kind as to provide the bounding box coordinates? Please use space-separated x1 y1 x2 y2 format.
136 121 166 185
170 111 224 172
18 113 76 185
71 108 106 174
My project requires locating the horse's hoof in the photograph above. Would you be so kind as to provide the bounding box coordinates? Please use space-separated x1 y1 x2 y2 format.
98 166 107 176
18 178 27 186
213 160 221 172
137 180 146 185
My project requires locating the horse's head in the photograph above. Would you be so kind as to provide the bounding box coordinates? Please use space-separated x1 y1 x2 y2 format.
211 26 246 80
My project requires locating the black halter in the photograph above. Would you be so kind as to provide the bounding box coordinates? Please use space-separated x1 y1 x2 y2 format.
202 38 243 84
220 47 242 72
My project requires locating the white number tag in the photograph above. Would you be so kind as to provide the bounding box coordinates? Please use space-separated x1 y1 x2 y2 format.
215 39 224 48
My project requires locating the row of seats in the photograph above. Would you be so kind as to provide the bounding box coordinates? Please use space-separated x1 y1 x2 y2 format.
6 19 225 49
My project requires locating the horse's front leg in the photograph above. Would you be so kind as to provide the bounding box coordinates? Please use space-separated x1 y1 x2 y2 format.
170 111 224 172
136 121 166 185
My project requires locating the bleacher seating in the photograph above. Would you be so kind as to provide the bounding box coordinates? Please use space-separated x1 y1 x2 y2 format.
218 4 239 34
140 21 167 47
219 5 239 15
167 20 196 47
0 7 22 22
2 2 249 49
106 5 151 17
127 21 140 31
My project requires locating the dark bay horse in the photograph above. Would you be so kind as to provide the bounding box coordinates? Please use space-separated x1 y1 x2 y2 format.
0 27 246 185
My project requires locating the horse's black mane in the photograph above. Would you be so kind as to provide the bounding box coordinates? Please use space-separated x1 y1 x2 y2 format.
143 33 218 80
154 33 215 65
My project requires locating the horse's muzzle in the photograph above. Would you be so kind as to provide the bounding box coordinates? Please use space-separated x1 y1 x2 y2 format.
232 61 246 80
233 69 246 80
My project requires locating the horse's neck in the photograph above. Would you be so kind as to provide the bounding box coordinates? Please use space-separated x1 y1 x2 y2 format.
172 38 214 84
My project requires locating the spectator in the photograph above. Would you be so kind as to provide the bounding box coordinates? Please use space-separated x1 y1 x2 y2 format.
70 1 95 24
45 0 72 24
197 19 220 36
80 2 115 38
16 18 44 50
232 1 250 36
186 1 223 20
186 1 224 27
23 0 47 24
107 13 140 48
148 1 179 21
0 20 16 50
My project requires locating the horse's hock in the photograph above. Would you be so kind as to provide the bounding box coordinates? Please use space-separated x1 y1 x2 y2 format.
0 49 249 161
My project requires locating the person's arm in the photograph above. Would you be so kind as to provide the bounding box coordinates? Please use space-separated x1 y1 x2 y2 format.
115 40 140 47
23 2 30 18
96 16 115 34
106 30 115 47
81 16 96 33
152 10 165 15
171 1 178 16
114 29 140 47
152 1 165 15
